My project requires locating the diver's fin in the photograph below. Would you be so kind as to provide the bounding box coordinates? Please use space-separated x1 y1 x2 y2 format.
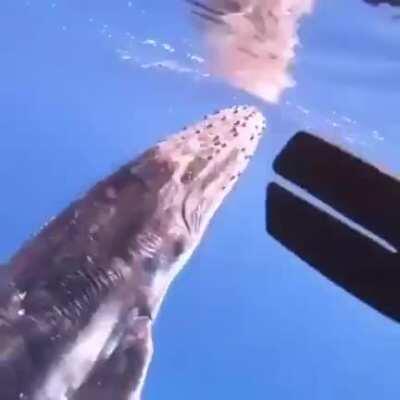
73 314 153 400
267 132 400 323
273 132 400 249
267 183 400 322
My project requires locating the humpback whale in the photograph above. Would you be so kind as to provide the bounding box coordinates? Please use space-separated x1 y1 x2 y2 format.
0 105 266 400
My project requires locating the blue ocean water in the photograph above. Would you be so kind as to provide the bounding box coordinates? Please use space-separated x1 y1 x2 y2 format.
0 1 399 399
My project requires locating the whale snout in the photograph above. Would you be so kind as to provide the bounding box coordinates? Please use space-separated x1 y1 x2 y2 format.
158 105 266 190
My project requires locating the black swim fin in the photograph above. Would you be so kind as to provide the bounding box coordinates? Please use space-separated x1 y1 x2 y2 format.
266 132 400 322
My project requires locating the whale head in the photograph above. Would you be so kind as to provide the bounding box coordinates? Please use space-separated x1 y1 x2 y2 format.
128 105 266 292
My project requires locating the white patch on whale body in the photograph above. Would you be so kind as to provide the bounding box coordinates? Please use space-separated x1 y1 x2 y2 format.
129 317 154 400
34 302 121 400
149 244 198 320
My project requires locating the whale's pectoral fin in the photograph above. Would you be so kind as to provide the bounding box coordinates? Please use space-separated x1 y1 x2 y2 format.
73 314 154 400
267 131 400 323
